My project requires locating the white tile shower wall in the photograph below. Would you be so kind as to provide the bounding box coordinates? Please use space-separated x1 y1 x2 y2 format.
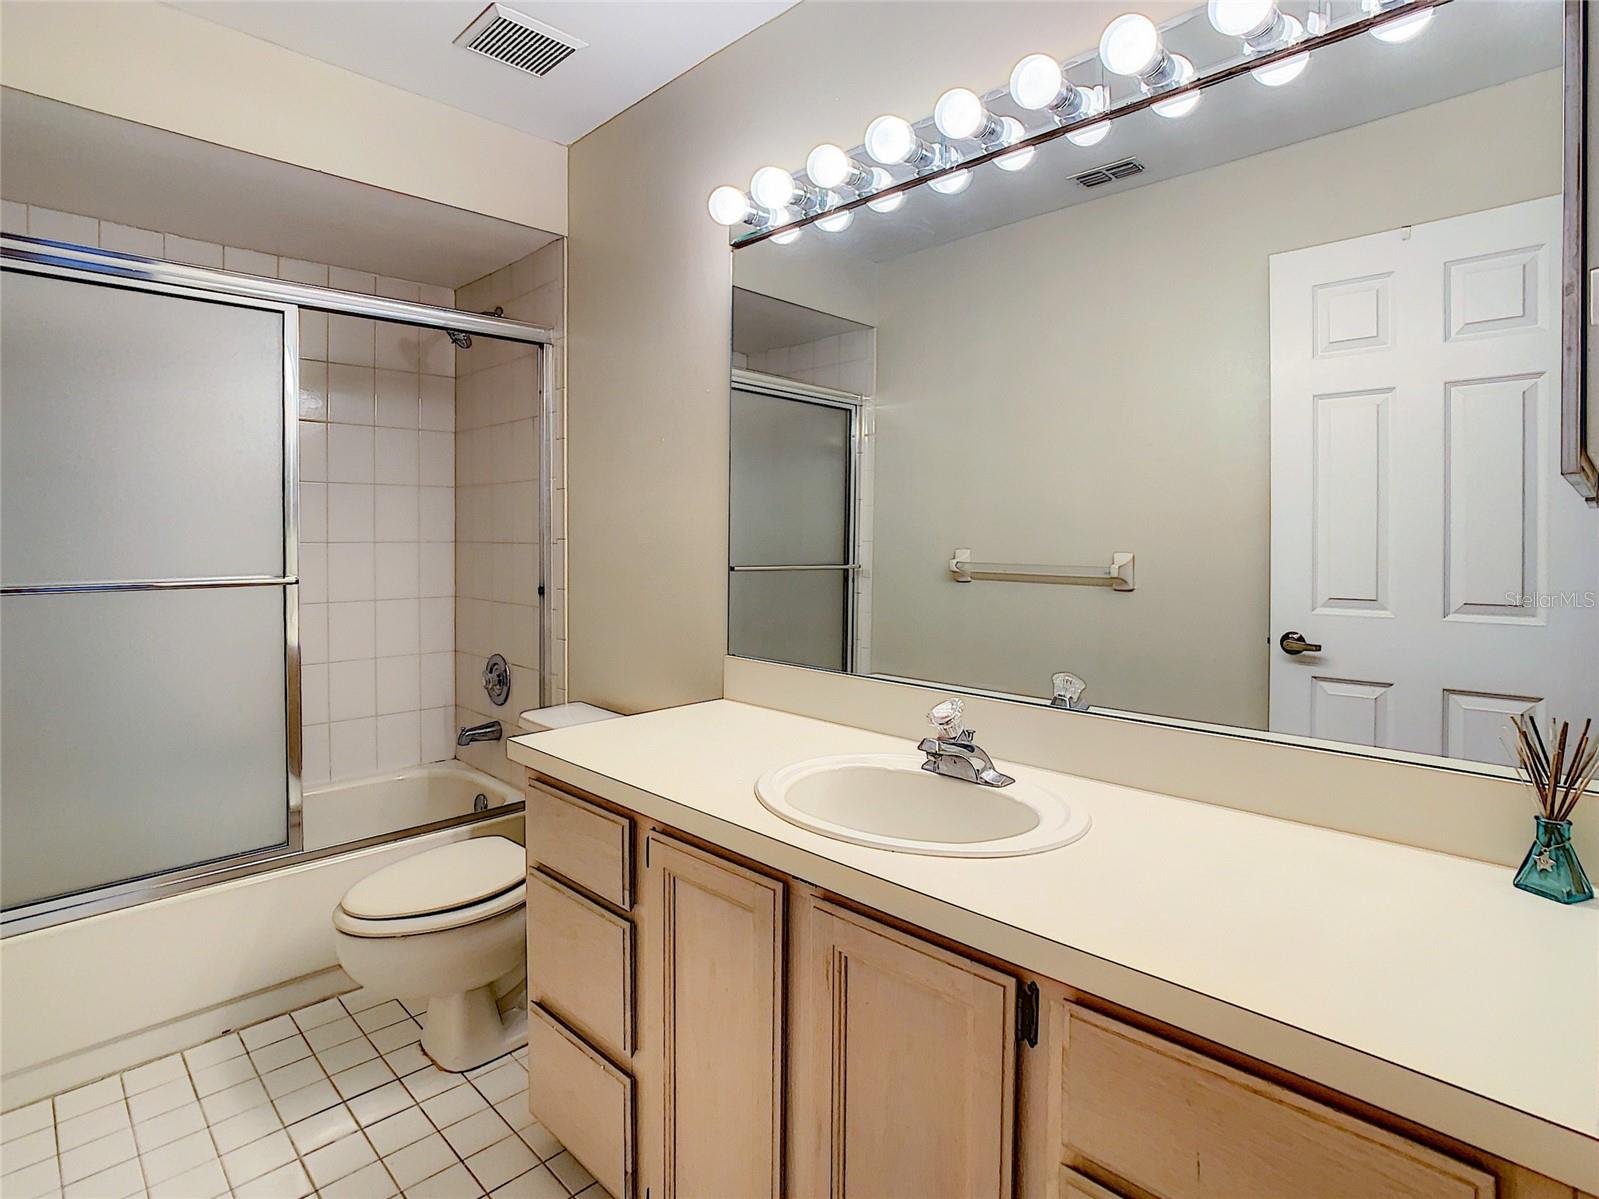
452 243 563 785
3 203 457 783
742 331 877 672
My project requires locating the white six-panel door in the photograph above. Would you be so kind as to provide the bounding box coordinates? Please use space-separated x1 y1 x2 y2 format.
1269 196 1598 765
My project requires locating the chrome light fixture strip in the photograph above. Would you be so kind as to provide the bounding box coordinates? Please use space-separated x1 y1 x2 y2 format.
1 575 295 595
730 0 1452 249
0 235 555 345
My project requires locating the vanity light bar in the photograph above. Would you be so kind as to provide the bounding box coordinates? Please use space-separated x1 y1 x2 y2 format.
710 0 1448 244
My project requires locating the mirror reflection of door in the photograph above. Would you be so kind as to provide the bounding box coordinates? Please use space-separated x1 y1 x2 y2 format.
728 385 857 671
1269 197 1599 766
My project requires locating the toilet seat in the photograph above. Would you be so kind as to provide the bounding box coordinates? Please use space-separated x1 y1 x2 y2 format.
335 836 526 938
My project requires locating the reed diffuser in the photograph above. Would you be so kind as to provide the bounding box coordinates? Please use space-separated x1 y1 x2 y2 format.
1508 714 1595 904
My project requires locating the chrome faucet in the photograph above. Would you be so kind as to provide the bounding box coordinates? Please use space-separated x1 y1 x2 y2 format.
916 698 1015 788
457 720 503 747
1051 672 1089 711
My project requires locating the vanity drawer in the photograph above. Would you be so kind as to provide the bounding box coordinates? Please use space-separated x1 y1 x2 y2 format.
525 779 633 909
527 868 634 1059
527 1002 634 1199
1059 1168 1129 1199
1060 1007 1494 1199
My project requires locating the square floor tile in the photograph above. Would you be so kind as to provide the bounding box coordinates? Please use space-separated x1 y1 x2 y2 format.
184 1033 246 1072
199 1077 269 1124
59 1126 137 1184
516 1120 560 1160
207 1101 284 1155
55 1076 123 1122
233 1158 314 1199
365 1107 432 1158
287 1102 357 1156
263 1056 325 1100
574 1185 616 1199
293 998 349 1032
122 1053 186 1097
305 1129 379 1189
370 1020 424 1054
465 1054 515 1081
148 1157 230 1199
241 1014 299 1051
128 1076 197 1124
441 1108 513 1159
472 1062 526 1105
493 1096 534 1133
420 1083 486 1128
383 1043 429 1078
338 988 395 1016
546 1151 594 1193
383 1132 454 1189
407 1161 485 1198
139 1127 217 1184
348 1080 411 1128
57 1098 129 1152
0 1100 52 1144
322 1159 401 1199
2 1155 61 1199
63 1155 143 1199
273 1078 342 1125
489 1164 566 1199
134 1100 207 1152
221 1127 296 1188
250 1033 313 1075
466 1135 539 1194
319 1035 379 1075
193 1053 257 1097
354 1001 409 1034
308 1017 364 1053
400 1067 459 1104
333 1058 397 1100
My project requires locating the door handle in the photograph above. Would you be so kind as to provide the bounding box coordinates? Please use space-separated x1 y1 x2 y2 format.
1279 631 1322 656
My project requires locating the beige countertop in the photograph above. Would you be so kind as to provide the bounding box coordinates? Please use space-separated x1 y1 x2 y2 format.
508 699 1599 1187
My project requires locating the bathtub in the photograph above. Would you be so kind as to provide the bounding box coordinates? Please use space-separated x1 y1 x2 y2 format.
1 761 525 1107
302 761 522 851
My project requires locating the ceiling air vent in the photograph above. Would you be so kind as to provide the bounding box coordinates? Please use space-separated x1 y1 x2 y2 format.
1073 158 1145 189
454 4 586 77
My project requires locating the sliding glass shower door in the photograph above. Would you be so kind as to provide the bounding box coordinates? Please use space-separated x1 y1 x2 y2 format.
0 267 297 915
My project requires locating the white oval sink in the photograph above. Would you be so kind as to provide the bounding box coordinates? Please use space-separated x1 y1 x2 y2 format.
755 753 1090 857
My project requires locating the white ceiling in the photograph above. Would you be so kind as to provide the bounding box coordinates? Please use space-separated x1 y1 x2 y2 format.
1 90 556 287
168 0 797 146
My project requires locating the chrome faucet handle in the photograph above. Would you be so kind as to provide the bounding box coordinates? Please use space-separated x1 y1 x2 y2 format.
1051 672 1088 711
927 698 966 741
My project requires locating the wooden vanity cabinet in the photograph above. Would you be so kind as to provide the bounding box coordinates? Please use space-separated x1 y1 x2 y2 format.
789 896 1019 1199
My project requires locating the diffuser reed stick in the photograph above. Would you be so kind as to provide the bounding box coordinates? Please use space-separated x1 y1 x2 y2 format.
1511 714 1596 823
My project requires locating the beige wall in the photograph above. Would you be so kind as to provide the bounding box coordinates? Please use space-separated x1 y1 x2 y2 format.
0 1 566 234
866 70 1562 728
565 0 1188 713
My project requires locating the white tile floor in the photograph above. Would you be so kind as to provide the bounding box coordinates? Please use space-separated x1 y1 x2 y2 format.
0 990 612 1199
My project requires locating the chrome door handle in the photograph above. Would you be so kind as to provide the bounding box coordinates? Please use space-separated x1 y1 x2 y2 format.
1279 631 1322 656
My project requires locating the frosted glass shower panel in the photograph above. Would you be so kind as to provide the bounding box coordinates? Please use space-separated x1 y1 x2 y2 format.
0 271 287 586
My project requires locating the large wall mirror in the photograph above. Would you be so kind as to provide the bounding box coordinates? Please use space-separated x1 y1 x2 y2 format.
727 0 1599 778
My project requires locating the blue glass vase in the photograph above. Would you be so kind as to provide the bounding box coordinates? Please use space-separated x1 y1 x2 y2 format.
1512 817 1594 904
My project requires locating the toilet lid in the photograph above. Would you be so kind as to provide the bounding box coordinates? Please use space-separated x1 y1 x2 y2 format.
340 836 524 920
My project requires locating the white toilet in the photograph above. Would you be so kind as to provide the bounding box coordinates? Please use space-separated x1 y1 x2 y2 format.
332 836 528 1072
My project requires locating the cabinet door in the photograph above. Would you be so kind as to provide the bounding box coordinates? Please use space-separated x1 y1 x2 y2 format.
794 897 1017 1199
644 834 785 1199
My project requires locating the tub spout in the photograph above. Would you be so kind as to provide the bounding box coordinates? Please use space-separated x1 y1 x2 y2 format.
457 720 503 747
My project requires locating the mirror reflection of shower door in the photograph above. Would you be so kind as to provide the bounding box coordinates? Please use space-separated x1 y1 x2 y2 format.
729 384 857 672
0 267 296 915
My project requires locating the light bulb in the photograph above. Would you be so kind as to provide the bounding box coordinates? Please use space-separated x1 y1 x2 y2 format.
1009 53 1063 110
1099 13 1161 77
707 186 753 227
806 143 870 191
934 88 1000 143
1208 0 1276 39
1252 50 1308 86
929 169 971 196
865 167 906 214
1150 56 1199 118
750 166 800 211
1066 120 1110 148
992 117 1034 172
816 207 854 233
1368 6 1432 42
865 115 916 165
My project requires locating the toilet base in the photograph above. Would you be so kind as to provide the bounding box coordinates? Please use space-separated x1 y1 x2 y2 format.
422 986 528 1072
